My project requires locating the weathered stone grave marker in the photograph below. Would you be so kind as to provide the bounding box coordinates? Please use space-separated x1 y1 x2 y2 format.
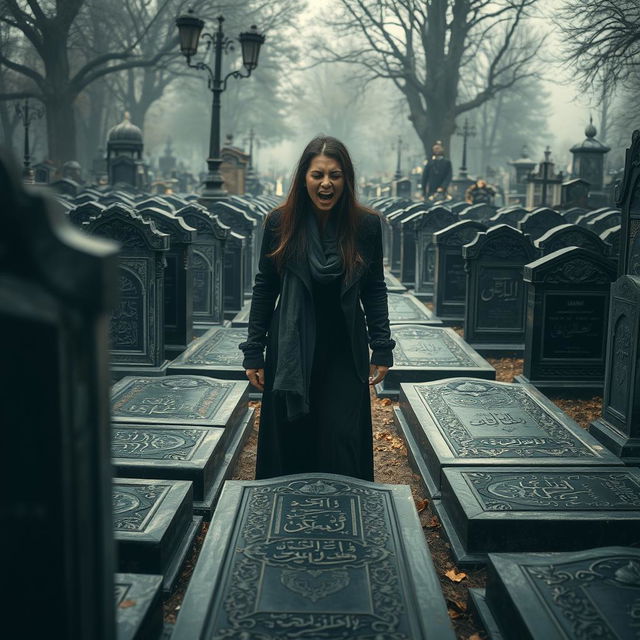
384 269 407 293
171 474 455 640
376 324 494 398
396 378 620 498
536 223 611 257
518 208 565 240
387 291 443 325
517 246 616 393
115 573 163 640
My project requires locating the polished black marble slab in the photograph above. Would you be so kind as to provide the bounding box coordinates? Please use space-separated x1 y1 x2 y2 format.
113 478 201 593
471 547 640 640
375 324 495 398
112 408 255 518
115 573 163 640
167 326 251 378
387 292 443 325
171 474 455 640
396 378 622 498
111 375 248 430
435 466 640 565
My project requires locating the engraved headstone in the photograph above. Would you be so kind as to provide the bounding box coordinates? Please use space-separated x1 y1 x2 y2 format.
399 204 427 287
469 548 640 640
413 206 458 300
135 196 175 214
112 409 255 518
433 220 486 324
536 223 611 257
562 206 589 224
437 467 638 565
111 375 249 430
176 203 229 331
387 202 419 275
517 247 616 392
487 207 529 229
113 477 201 593
387 292 443 325
459 202 497 222
463 225 538 356
171 474 456 640
84 203 170 379
223 230 246 319
518 208 565 240
137 206 196 358
590 276 640 464
376 325 495 398
588 210 621 235
0 152 118 637
615 130 640 277
115 573 163 640
396 378 620 498
68 200 106 225
384 270 407 293
601 225 621 260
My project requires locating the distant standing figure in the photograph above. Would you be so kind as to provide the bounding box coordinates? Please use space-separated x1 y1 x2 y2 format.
465 179 496 205
239 136 396 481
421 141 453 200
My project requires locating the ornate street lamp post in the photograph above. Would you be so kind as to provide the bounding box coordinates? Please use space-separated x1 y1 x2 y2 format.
176 9 265 202
15 98 44 182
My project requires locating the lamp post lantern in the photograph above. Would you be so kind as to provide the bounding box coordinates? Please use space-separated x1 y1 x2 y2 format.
15 98 44 182
176 9 265 202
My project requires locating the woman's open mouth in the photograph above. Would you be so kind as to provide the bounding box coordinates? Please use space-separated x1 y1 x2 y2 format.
318 192 334 201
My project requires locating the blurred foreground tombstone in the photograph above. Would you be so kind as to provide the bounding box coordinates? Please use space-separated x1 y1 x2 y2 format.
0 150 119 638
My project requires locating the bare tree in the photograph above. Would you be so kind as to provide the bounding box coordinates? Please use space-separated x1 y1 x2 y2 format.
323 0 544 155
0 0 179 166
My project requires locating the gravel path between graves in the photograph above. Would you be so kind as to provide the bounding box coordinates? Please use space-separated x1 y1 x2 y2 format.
163 361 603 639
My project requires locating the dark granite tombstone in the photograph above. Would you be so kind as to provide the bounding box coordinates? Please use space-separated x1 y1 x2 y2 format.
517 247 616 392
375 325 495 398
99 190 136 207
413 206 458 300
535 223 611 257
68 200 106 226
112 413 255 518
137 207 196 358
85 204 170 379
388 202 421 275
517 208 565 240
176 203 229 331
575 209 605 227
562 206 589 223
469 548 640 640
230 298 252 327
50 177 80 197
171 474 455 640
588 210 621 235
399 208 421 287
433 220 486 324
223 230 246 319
487 207 529 229
450 201 471 215
463 225 538 356
111 375 249 430
115 573 163 640
387 291 443 325
615 130 640 277
0 153 118 637
113 478 201 593
459 202 497 222
168 326 256 377
135 197 175 214
560 177 590 209
384 270 407 293
601 225 621 259
437 466 639 565
590 276 640 464
396 378 620 498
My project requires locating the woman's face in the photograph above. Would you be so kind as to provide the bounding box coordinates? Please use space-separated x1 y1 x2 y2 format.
305 154 345 213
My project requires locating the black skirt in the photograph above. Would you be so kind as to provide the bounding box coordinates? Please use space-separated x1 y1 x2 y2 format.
255 277 374 481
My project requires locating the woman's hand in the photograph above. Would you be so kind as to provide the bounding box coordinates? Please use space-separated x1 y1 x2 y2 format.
369 364 389 386
245 368 265 392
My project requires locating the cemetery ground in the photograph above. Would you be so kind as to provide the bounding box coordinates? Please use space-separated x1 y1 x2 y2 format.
161 354 603 640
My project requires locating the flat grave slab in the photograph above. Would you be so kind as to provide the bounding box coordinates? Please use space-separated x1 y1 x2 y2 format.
113 478 201 593
396 378 621 499
111 375 249 430
387 292 442 325
434 466 640 566
115 573 163 640
171 474 455 640
375 324 495 398
112 409 255 518
230 299 252 327
469 547 640 640
167 326 251 378
385 270 407 292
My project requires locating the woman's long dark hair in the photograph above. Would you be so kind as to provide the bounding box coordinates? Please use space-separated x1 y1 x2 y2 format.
268 135 372 282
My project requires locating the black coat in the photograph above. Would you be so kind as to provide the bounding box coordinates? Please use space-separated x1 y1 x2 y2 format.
421 155 453 195
239 209 395 382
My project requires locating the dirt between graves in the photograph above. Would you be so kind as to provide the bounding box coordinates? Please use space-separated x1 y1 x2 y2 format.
163 358 602 639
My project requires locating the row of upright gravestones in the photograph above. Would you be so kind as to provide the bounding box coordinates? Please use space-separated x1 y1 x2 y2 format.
3 131 640 640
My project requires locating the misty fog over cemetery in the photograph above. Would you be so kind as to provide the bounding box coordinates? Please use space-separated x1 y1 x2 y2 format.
2 1 640 639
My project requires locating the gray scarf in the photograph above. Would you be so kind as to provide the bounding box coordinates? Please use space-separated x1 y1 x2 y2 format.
273 212 344 421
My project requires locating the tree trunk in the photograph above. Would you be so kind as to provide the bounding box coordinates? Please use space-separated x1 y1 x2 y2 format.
44 91 77 166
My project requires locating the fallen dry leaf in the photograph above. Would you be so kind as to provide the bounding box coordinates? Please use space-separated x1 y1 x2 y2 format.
444 569 467 583
414 498 428 513
425 515 440 529
467 634 484 640
448 609 463 620
119 599 136 609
